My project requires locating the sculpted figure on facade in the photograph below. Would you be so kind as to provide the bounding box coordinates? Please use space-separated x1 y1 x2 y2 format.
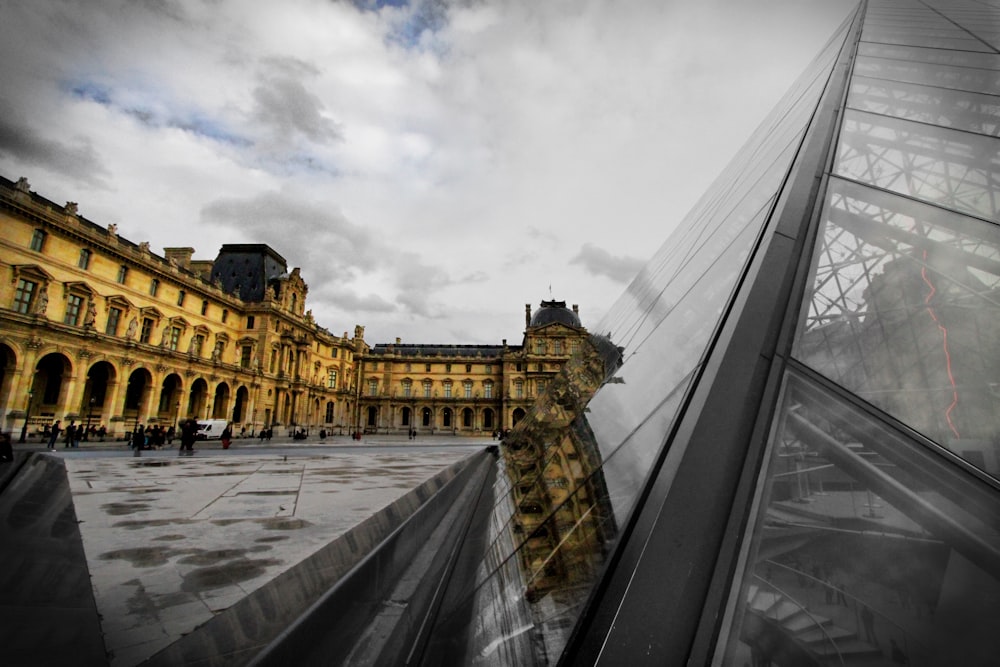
84 300 98 328
33 286 48 316
14 177 30 192
125 317 138 340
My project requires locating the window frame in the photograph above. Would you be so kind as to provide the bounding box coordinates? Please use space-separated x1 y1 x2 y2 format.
13 278 36 314
29 229 46 252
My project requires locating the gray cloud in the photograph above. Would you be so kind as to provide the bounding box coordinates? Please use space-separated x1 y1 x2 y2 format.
0 103 111 188
202 190 458 320
201 192 379 302
252 59 342 146
570 243 645 283
325 289 397 314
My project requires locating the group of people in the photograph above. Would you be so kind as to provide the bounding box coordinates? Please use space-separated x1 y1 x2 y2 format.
128 423 176 450
44 420 107 449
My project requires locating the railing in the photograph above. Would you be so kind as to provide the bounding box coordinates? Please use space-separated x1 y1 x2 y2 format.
749 573 846 667
760 559 927 665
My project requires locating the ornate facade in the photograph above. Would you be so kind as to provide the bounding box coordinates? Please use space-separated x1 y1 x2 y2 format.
0 176 363 440
0 175 589 440
355 301 589 434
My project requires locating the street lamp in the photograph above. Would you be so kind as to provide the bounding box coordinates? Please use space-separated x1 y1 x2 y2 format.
18 388 34 443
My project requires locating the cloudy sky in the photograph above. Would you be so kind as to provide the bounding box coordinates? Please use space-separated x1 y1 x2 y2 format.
0 0 855 345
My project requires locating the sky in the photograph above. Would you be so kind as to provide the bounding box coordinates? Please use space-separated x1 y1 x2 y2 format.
0 0 856 345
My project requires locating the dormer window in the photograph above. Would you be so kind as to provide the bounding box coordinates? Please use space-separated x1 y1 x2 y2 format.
29 229 46 252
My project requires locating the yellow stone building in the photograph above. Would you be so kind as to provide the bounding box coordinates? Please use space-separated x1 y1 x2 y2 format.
0 175 590 441
0 175 362 441
357 301 588 435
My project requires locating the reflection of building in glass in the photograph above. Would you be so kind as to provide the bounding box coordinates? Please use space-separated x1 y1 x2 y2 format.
409 2 1000 665
501 334 619 637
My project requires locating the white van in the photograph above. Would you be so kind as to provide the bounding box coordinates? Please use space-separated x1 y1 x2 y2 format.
195 419 228 440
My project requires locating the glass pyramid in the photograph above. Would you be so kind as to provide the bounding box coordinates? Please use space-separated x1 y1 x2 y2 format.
414 1 1000 664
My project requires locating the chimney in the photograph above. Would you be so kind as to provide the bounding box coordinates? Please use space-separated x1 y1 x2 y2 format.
573 304 579 315
164 247 195 269
396 337 401 345
525 303 532 328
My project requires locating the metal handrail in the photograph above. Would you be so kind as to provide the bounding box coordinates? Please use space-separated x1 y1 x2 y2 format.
761 559 929 660
749 573 846 667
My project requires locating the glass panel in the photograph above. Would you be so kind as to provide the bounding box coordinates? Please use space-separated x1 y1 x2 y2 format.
848 75 1000 137
585 20 843 488
857 41 1000 71
794 177 1000 477
719 373 1000 666
419 14 860 665
853 53 1000 97
861 27 993 53
835 108 1000 221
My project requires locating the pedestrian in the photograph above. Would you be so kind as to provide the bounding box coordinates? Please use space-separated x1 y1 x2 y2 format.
64 421 76 448
47 420 61 450
861 605 876 643
0 431 12 462
166 425 175 445
98 424 106 441
133 423 145 450
179 418 196 455
221 423 232 449
240 426 246 439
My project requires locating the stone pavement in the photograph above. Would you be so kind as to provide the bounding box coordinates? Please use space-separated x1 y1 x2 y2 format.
46 437 484 666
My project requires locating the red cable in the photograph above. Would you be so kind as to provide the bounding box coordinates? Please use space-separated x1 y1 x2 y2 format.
920 250 961 440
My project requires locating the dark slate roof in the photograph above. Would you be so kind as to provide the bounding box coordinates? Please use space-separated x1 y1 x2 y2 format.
369 344 506 358
530 300 581 328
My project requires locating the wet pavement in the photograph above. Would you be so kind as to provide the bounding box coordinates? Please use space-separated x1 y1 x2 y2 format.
42 436 485 666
